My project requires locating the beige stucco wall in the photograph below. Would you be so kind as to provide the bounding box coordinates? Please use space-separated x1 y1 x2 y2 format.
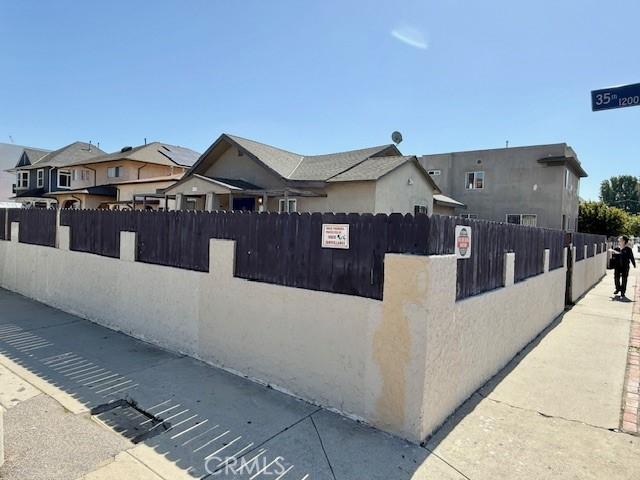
117 181 176 202
571 246 607 302
432 204 456 216
0 225 589 443
69 161 182 190
291 182 376 213
421 253 567 436
203 146 284 190
373 162 434 215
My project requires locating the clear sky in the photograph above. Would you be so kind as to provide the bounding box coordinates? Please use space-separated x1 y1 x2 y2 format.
1 0 639 200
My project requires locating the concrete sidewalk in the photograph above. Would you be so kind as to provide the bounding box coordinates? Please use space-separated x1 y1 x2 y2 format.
427 268 640 479
0 267 638 479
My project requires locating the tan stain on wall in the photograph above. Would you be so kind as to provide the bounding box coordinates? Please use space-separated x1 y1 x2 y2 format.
372 256 425 431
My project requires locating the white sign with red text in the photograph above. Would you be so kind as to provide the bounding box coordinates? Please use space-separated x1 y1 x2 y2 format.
322 224 350 249
455 225 472 259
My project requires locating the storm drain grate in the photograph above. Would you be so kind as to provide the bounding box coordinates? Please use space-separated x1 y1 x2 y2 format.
91 398 171 443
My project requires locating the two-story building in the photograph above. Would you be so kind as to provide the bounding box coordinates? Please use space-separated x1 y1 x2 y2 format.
419 143 587 230
8 142 102 208
48 142 200 209
161 133 447 215
0 143 50 204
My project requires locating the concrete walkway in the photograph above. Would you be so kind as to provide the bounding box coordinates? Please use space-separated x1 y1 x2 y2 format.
0 267 638 479
427 268 640 479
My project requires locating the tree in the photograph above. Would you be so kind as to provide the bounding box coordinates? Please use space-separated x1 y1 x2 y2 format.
626 215 640 237
578 201 629 236
600 175 640 214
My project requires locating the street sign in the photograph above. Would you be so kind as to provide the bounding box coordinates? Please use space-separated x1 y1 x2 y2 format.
591 83 640 111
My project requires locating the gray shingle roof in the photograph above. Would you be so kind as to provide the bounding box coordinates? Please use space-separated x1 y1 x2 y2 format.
222 134 398 181
226 135 303 178
23 142 106 169
66 142 200 167
327 156 415 182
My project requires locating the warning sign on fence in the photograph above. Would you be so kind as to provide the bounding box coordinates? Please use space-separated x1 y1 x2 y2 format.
322 224 350 249
455 225 472 259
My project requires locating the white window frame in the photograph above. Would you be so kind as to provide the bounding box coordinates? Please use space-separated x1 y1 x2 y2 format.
278 198 297 213
427 169 441 176
460 213 478 219
465 171 485 190
36 169 45 188
107 166 121 179
58 170 71 189
17 171 30 189
506 213 537 226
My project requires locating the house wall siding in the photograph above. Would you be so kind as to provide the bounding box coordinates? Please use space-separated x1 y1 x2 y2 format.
373 162 434 215
203 146 285 190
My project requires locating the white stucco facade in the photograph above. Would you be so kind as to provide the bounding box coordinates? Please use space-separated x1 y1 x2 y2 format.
0 222 603 443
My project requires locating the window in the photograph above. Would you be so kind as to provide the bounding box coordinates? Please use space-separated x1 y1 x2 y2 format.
427 169 441 176
460 213 478 219
107 166 121 178
506 214 537 226
73 169 90 181
58 170 71 188
465 171 484 189
17 171 29 189
278 198 297 213
564 168 570 189
414 205 428 215
36 169 44 188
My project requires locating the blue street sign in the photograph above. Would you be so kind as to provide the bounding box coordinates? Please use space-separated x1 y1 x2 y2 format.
591 83 640 111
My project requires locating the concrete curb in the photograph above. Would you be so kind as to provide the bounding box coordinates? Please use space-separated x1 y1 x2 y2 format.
621 267 640 435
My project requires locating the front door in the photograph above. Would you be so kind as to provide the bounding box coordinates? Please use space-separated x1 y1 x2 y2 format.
232 197 255 212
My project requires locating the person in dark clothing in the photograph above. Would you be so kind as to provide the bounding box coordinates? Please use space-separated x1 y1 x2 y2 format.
609 235 636 298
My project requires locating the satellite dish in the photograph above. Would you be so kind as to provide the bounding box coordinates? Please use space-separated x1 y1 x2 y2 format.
391 131 403 145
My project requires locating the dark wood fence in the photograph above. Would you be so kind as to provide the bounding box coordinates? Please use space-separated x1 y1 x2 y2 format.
572 232 607 261
61 209 430 299
61 210 566 300
2 209 571 301
0 208 57 247
426 216 565 298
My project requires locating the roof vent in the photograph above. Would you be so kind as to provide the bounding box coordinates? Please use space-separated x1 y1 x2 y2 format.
121 146 133 153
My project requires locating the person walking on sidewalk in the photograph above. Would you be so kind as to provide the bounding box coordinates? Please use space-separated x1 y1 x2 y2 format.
609 235 636 299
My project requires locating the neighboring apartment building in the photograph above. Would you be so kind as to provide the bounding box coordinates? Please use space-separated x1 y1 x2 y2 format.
419 143 587 230
48 142 200 209
0 143 51 204
162 133 445 215
8 142 105 208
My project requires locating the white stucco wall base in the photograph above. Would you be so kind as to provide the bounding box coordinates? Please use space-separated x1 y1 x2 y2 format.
571 247 607 303
0 224 599 443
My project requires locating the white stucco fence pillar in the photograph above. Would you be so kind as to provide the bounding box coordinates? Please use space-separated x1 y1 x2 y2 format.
58 226 71 251
503 252 516 287
10 222 19 243
543 248 550 273
120 232 137 262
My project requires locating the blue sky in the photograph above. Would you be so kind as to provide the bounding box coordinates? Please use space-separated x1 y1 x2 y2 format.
1 0 639 200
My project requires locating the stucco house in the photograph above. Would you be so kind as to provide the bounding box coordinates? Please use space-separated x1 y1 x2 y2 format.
162 133 446 215
47 142 200 209
420 143 587 230
7 142 102 208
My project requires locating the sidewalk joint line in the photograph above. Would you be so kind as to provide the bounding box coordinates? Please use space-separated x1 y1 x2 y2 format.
310 414 337 480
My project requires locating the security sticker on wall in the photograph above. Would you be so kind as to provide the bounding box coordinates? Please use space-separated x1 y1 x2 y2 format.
455 225 472 259
322 224 350 249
